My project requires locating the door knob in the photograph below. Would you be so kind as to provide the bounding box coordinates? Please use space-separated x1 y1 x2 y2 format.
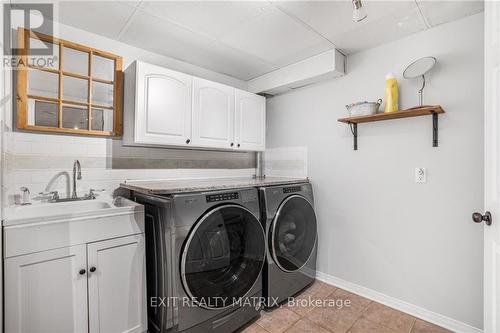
79 269 86 275
89 266 96 272
472 211 492 226
186 139 191 144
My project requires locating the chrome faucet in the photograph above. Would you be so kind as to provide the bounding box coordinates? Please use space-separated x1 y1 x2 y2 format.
72 160 82 199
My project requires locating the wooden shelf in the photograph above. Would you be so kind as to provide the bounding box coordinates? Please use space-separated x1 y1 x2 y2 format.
337 105 445 124
337 105 445 150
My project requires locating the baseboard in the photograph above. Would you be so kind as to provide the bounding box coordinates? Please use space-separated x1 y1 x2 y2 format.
316 271 483 333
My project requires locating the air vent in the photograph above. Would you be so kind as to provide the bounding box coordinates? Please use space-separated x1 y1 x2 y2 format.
247 49 346 96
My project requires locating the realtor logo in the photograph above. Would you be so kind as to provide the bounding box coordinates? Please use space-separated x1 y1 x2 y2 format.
3 3 53 55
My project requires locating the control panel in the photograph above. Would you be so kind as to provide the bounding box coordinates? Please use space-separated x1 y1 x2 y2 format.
206 192 239 203
283 186 302 194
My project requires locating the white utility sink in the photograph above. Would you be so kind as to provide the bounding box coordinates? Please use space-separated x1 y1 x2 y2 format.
4 197 138 226
3 196 145 258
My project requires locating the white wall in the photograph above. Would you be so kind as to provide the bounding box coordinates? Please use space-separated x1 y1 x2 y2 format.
2 20 255 210
266 14 484 329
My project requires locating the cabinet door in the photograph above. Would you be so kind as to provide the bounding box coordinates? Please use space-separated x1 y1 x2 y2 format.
192 78 235 149
136 62 192 146
87 234 147 333
234 89 266 151
5 245 88 333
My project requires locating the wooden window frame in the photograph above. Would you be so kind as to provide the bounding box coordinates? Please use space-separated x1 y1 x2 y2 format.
16 28 123 137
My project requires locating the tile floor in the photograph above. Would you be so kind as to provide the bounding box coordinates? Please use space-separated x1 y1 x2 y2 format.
240 281 451 333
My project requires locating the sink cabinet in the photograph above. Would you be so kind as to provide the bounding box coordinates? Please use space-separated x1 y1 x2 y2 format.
5 245 89 333
124 61 266 151
87 235 147 333
5 235 146 333
3 198 146 333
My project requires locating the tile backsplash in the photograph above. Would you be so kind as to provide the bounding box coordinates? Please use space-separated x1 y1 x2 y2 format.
3 131 256 207
264 146 308 179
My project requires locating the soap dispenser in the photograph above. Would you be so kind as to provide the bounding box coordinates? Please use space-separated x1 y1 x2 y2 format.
20 186 31 206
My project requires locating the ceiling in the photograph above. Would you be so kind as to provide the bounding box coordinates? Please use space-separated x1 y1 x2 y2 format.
54 0 484 81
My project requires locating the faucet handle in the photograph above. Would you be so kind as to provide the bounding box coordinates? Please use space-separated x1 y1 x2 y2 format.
85 188 105 200
39 190 58 195
38 190 59 202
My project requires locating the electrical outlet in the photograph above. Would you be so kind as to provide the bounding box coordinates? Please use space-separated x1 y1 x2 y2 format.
415 167 426 183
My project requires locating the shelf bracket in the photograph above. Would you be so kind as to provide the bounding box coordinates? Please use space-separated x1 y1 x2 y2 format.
432 112 438 147
349 123 358 150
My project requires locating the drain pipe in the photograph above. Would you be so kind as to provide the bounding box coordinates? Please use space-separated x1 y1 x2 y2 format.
255 151 265 179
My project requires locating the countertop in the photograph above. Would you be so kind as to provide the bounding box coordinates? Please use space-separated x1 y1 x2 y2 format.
120 177 309 195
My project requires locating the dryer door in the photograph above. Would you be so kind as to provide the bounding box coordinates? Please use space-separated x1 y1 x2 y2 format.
270 195 317 272
181 204 265 310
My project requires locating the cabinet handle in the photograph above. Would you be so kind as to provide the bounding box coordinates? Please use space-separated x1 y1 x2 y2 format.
230 142 234 147
472 211 492 226
237 144 240 148
89 266 96 272
79 269 86 275
186 139 191 144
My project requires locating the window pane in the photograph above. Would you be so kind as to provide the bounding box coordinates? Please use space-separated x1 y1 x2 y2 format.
63 47 89 75
91 107 114 132
28 68 58 98
92 81 113 106
62 104 88 130
92 55 114 81
28 99 58 127
63 75 88 103
28 37 59 69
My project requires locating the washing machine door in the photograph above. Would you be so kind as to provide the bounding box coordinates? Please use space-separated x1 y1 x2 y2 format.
270 195 317 272
181 204 265 310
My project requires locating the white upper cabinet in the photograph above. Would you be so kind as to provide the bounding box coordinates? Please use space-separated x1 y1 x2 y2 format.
235 89 266 151
192 78 235 149
124 61 265 151
125 61 193 147
5 245 88 333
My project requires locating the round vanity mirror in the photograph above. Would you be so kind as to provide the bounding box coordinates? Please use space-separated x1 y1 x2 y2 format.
403 56 437 107
403 56 437 79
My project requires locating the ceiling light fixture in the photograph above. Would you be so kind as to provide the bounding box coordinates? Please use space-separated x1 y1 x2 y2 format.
352 0 367 22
